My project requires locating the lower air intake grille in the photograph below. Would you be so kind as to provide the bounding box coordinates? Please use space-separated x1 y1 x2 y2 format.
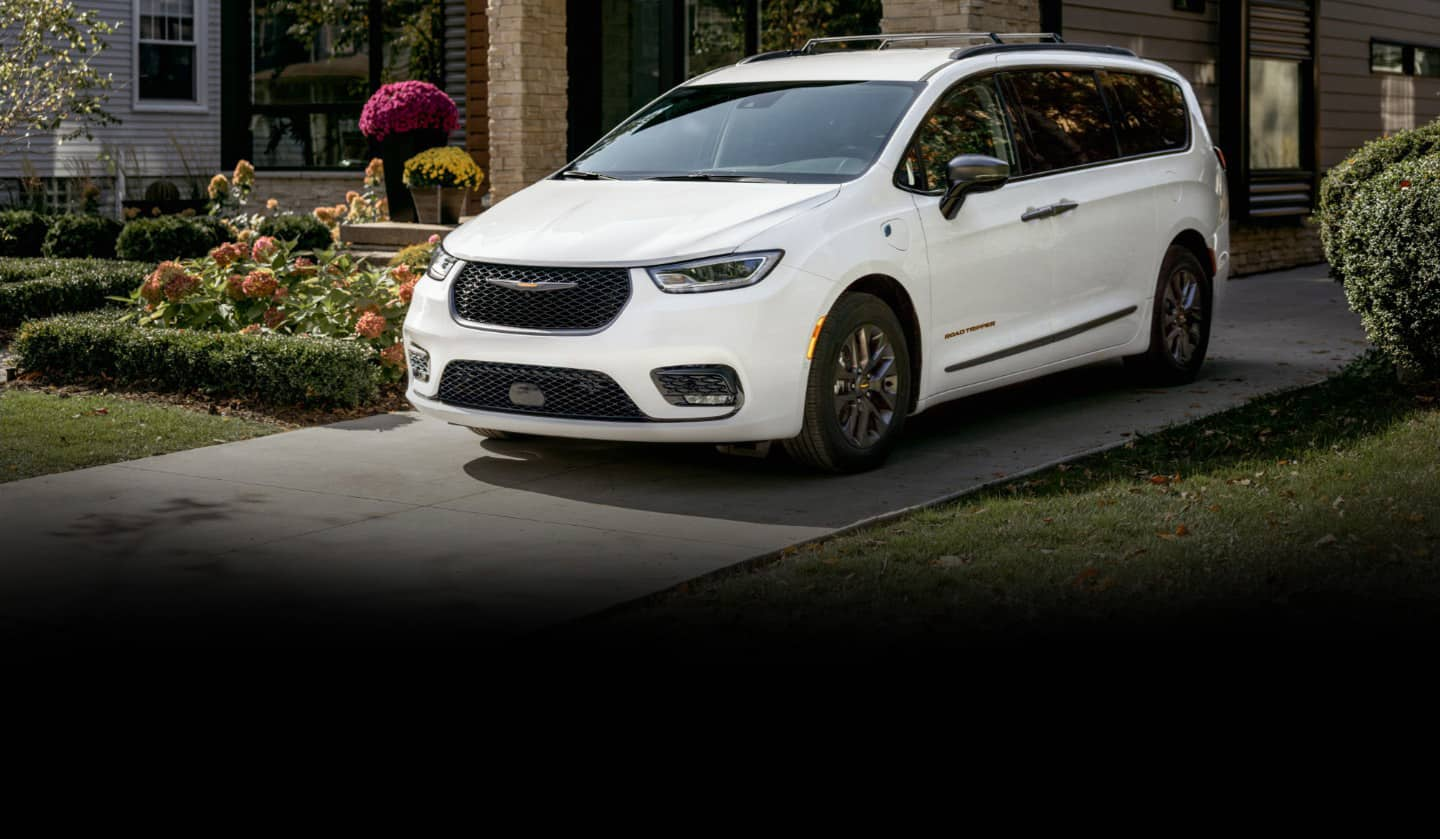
437 360 646 421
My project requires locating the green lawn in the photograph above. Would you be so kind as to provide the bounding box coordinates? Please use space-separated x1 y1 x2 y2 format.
590 354 1440 646
0 388 277 483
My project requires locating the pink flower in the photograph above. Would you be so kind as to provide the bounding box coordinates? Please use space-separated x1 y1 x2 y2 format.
141 261 197 303
241 269 279 299
240 324 261 335
398 279 417 304
380 343 406 368
210 241 247 268
359 81 459 141
355 310 388 339
251 236 278 261
263 307 286 329
427 234 440 244
225 274 245 300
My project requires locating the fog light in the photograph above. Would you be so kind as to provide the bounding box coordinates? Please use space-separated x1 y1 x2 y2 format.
408 345 431 382
652 365 741 408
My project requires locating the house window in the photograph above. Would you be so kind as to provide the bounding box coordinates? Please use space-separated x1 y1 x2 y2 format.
1370 39 1440 77
239 0 443 170
138 0 198 101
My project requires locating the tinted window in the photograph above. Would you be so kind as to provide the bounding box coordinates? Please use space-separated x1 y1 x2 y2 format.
898 79 1015 192
1103 72 1189 156
999 70 1117 174
571 81 922 183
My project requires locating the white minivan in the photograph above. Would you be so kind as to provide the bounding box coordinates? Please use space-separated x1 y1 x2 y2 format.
404 33 1229 472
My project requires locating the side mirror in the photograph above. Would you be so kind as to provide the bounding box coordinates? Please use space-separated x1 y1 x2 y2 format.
939 155 1010 220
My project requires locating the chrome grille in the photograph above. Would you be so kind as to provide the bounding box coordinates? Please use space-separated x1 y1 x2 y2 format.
450 261 631 331
437 360 646 421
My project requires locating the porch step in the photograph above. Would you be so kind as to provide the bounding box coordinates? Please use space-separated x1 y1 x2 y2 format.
341 222 453 250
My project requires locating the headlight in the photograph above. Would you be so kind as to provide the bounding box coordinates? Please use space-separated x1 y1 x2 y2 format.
646 251 782 293
427 245 461 281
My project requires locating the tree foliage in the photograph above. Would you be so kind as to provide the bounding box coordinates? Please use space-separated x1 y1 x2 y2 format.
0 0 119 152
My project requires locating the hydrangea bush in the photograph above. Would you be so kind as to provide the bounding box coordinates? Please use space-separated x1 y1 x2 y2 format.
359 81 458 141
120 236 418 382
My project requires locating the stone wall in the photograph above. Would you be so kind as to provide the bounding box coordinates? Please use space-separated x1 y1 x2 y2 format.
487 0 568 202
882 0 1039 34
1230 222 1325 277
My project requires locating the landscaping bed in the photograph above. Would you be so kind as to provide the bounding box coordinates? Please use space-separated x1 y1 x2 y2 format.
0 258 149 326
586 354 1440 646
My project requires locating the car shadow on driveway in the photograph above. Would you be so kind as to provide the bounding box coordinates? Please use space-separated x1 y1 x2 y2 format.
455 359 1278 530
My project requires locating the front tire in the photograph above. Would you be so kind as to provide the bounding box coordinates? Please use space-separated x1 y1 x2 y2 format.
784 293 912 473
1125 245 1212 385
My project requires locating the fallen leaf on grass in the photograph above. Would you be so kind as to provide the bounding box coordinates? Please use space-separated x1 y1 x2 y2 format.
1315 534 1338 548
1175 524 1189 537
1121 547 1148 561
1208 504 1222 513
91 407 108 415
933 555 970 568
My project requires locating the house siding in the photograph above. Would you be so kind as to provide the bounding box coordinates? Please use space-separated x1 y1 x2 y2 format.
0 0 222 202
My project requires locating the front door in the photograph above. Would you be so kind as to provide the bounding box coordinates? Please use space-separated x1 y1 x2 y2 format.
903 77 1061 395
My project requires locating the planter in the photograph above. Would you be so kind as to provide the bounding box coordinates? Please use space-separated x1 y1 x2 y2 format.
414 187 476 225
379 128 448 223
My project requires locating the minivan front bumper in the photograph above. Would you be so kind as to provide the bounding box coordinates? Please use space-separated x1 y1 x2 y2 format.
403 262 832 442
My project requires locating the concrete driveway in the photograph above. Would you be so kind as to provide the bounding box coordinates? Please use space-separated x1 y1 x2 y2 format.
0 264 1367 646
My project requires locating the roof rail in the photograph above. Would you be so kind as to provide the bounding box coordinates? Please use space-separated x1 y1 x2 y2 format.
950 42 1137 60
735 32 1089 65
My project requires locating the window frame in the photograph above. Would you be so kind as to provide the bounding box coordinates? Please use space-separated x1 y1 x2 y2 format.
894 66 1193 197
1370 37 1440 78
132 0 207 113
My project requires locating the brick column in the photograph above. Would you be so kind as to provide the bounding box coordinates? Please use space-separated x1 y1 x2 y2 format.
487 0 567 202
466 0 490 179
882 1 1039 34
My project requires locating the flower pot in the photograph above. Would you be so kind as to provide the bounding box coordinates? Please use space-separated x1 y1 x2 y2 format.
379 128 448 223
414 187 474 225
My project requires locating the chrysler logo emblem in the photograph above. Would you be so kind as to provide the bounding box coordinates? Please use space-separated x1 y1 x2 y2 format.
485 277 578 292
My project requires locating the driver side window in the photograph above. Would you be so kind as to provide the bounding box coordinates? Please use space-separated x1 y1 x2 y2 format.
899 78 1015 193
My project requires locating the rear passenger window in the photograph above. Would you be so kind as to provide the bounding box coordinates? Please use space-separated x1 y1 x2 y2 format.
1103 71 1189 156
999 70 1117 174
898 78 1015 192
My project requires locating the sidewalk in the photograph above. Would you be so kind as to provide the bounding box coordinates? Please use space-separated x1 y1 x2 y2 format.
0 264 1366 647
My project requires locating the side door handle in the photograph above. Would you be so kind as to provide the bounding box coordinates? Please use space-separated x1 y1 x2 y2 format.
1050 199 1079 217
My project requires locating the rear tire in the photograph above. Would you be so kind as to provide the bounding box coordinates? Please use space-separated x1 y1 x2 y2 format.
469 427 528 440
1125 245 1212 385
783 293 912 473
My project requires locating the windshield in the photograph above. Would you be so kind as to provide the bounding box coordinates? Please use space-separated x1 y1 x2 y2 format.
567 81 923 183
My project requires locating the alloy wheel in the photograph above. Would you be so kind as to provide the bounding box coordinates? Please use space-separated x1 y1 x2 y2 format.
833 322 900 448
1162 265 1204 365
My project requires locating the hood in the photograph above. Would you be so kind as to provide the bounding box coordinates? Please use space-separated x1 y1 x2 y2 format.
443 179 840 266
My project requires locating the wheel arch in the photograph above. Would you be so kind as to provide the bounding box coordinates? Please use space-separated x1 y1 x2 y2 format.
840 274 923 412
1169 228 1215 281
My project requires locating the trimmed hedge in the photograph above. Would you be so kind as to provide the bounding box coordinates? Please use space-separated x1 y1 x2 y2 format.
1333 156 1440 377
257 214 333 252
116 215 229 263
0 258 150 327
1318 118 1440 278
14 313 382 407
42 214 124 259
0 210 49 257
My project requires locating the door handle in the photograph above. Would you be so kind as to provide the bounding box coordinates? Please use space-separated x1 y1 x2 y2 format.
1021 200 1080 223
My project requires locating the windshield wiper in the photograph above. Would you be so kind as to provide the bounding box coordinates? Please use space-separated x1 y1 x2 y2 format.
645 172 786 183
558 169 618 180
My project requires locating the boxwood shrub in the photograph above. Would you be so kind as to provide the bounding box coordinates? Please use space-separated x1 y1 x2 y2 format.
14 313 381 407
257 214 334 252
42 214 124 259
0 258 150 327
1333 156 1440 376
0 210 49 257
1318 118 1440 279
115 215 229 263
